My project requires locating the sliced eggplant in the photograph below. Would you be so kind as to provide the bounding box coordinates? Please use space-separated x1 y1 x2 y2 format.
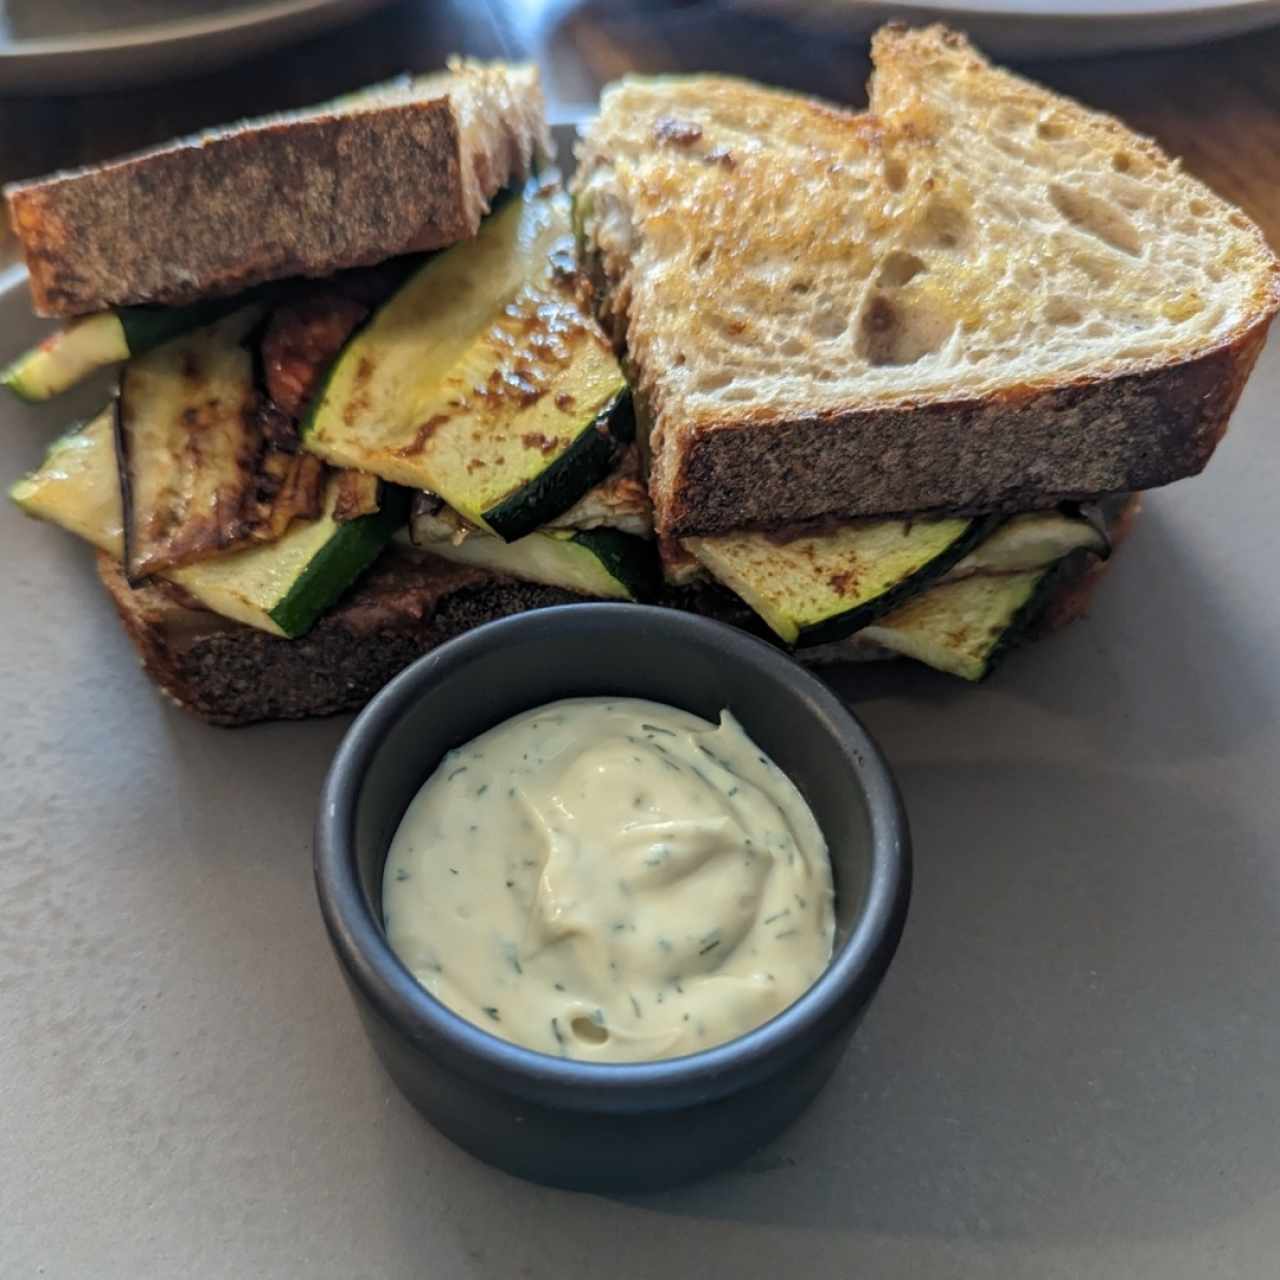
860 568 1056 680
684 515 998 646
12 410 405 638
302 179 630 541
117 306 325 580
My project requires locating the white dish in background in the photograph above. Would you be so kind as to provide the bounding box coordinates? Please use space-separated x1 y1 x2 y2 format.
0 0 396 93
741 0 1280 56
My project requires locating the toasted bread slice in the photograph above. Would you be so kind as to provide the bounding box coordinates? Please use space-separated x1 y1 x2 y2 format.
573 29 1278 536
7 61 549 318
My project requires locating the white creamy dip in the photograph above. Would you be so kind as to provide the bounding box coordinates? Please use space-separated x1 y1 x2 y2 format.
382 697 835 1062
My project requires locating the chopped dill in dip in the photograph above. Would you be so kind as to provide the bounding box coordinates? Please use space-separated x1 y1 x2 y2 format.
382 697 834 1062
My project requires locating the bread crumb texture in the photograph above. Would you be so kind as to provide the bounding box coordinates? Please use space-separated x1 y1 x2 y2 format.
573 24 1278 517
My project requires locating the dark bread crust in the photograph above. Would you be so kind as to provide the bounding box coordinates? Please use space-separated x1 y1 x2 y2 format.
97 550 582 726
660 321 1270 535
9 103 467 317
96 504 1138 725
6 66 549 319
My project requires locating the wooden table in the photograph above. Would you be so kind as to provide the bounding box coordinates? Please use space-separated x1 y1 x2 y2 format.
2 0 1279 262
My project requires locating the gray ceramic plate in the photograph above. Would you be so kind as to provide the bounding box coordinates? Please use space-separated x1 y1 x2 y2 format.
0 0 396 93
3 137 1280 1272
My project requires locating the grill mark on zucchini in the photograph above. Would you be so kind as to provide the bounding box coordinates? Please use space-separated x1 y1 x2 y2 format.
482 391 634 540
300 179 631 539
116 306 328 581
686 514 1000 647
861 561 1069 680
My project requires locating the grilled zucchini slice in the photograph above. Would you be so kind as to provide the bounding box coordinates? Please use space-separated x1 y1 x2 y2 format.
302 179 630 540
117 306 327 579
685 516 996 646
11 410 402 638
950 509 1109 577
861 569 1056 680
409 506 658 603
1 296 257 402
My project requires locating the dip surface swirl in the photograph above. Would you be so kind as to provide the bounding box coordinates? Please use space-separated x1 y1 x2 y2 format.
382 697 835 1062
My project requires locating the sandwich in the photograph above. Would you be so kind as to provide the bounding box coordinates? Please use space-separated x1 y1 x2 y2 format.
573 25 1278 674
6 29 1276 725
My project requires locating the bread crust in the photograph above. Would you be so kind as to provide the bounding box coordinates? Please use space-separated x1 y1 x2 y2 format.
6 65 546 318
660 318 1269 535
97 550 583 726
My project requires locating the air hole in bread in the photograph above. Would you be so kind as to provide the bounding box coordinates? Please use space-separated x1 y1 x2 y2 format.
1036 117 1067 141
877 251 927 288
716 314 753 344
694 247 713 270
1083 320 1113 338
923 196 967 249
994 104 1033 133
992 135 1032 162
778 335 806 356
856 292 949 367
1072 252 1118 288
1049 182 1141 256
884 155 908 192
722 385 757 402
1044 297 1083 327
1189 198 1211 218
694 369 733 393
1111 151 1133 173
789 280 813 296
811 301 848 340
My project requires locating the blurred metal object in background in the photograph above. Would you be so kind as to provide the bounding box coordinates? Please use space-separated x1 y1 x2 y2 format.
0 0 399 92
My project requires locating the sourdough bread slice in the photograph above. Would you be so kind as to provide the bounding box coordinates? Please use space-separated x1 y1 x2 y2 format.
7 61 549 318
573 30 1278 536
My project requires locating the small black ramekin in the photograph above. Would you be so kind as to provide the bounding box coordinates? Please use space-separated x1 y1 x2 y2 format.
314 604 910 1191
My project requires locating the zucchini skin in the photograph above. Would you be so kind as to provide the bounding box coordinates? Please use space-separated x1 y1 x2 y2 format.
794 514 1002 648
481 391 635 542
117 296 252 356
977 550 1091 679
267 486 410 638
569 525 661 602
